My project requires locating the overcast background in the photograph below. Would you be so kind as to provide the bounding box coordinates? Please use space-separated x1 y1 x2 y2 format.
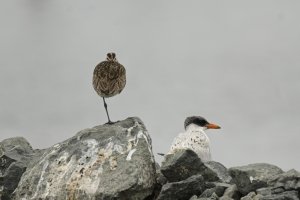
1 1 299 170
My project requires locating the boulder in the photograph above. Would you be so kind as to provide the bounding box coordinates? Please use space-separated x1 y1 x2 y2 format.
255 187 299 200
219 184 241 200
259 190 299 200
256 186 285 196
190 192 219 200
0 137 42 200
160 149 204 182
205 161 232 183
201 182 232 198
189 195 199 200
2 118 300 200
229 163 283 195
13 117 156 200
161 149 231 183
240 192 263 200
156 175 205 200
268 169 300 191
150 163 168 200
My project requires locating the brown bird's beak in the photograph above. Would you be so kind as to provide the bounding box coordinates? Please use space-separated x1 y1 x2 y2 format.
205 123 221 129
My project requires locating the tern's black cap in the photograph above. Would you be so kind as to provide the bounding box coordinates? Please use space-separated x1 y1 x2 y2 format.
184 116 209 129
184 116 221 130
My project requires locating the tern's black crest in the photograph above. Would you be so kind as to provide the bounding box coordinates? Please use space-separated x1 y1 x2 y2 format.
184 116 209 130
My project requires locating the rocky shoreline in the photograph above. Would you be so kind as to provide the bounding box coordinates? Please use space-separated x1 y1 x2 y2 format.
1 117 299 200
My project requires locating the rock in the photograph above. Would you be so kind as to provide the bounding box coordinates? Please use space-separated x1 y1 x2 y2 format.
188 182 232 200
255 169 300 200
219 184 241 200
189 195 199 200
2 118 300 200
219 197 234 200
160 149 204 182
199 188 219 198
259 190 299 200
268 169 300 191
156 170 167 186
13 117 156 200
150 163 168 200
155 163 167 186
201 182 231 198
229 163 283 195
255 187 299 200
240 192 263 200
191 192 219 200
156 175 205 200
205 161 232 183
0 137 40 200
256 186 285 196
199 189 221 199
161 149 231 183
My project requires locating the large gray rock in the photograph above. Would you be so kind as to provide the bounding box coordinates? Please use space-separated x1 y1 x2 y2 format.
256 187 299 200
219 184 241 200
249 169 300 200
259 190 299 200
13 117 156 200
190 192 219 200
160 149 204 182
0 137 42 200
229 163 283 195
161 149 231 183
240 192 263 200
256 186 285 196
156 175 205 200
150 163 168 200
205 161 232 183
268 169 300 191
200 182 232 198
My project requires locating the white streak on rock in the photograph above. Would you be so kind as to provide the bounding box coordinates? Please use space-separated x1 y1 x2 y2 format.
66 139 104 196
109 156 118 170
32 160 49 199
113 144 125 154
126 121 139 137
126 149 137 161
125 122 154 163
137 131 154 162
37 143 61 166
250 176 254 183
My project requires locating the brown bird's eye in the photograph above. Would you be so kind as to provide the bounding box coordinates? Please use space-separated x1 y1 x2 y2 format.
112 53 116 59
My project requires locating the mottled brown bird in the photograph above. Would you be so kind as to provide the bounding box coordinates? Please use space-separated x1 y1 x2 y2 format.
93 52 126 124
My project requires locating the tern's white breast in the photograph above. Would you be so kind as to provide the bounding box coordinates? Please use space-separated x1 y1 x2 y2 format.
169 125 211 162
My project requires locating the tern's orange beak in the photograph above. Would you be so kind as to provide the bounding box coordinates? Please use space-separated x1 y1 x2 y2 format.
205 123 221 129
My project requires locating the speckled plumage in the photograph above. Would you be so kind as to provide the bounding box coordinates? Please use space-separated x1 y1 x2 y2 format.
169 124 212 162
168 116 220 162
92 53 126 123
93 55 126 98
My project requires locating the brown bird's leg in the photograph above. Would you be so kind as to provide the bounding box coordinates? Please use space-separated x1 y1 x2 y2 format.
102 97 112 124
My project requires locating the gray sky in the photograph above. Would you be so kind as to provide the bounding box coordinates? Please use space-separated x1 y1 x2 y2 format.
1 1 299 170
